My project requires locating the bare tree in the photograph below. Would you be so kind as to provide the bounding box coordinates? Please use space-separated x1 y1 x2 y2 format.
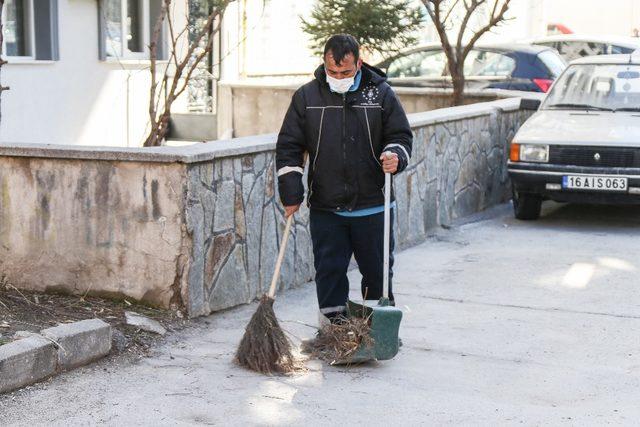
145 0 234 147
421 0 512 106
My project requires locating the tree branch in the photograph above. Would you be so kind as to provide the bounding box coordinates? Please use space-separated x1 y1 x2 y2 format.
443 0 461 24
423 0 511 106
456 0 483 61
423 1 457 80
462 0 511 61
145 0 233 146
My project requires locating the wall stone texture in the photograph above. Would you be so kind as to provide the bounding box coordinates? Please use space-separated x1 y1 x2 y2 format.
184 101 533 316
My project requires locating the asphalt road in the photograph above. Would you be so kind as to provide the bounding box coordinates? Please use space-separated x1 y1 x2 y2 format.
2 201 640 426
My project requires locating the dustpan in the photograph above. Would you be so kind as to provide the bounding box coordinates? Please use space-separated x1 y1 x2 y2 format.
337 168 403 364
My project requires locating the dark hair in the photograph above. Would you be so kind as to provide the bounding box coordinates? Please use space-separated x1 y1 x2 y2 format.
323 34 360 65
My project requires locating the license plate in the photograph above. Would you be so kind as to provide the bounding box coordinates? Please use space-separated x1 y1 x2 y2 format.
562 175 628 191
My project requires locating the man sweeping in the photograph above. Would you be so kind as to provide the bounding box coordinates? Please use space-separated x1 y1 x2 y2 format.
276 34 413 325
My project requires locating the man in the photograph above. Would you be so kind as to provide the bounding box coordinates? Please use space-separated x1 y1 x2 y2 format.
276 34 412 323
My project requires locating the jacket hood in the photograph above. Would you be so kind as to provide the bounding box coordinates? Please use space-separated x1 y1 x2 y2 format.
314 62 387 89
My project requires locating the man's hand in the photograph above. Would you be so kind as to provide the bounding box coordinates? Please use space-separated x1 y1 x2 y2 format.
285 204 301 218
380 151 399 174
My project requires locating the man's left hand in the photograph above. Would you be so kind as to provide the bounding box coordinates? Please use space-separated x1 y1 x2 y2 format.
380 151 399 174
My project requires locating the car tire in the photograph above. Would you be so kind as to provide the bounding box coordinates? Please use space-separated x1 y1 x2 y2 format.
512 189 542 220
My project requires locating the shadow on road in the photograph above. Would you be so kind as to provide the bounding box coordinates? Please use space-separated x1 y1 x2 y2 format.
528 201 640 230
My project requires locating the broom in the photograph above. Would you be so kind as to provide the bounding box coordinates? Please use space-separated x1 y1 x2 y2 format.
235 213 297 374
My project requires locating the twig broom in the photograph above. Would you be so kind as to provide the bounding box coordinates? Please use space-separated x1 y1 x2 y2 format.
235 214 297 374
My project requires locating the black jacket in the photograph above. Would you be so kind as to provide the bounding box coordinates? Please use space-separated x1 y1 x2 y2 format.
276 63 413 212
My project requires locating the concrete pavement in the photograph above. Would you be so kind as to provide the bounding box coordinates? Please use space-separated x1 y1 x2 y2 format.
2 202 640 426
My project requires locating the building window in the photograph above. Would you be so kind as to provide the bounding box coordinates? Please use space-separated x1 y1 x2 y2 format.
100 0 165 60
2 0 59 61
3 0 35 58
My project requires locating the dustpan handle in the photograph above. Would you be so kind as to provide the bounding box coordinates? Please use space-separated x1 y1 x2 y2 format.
383 170 391 300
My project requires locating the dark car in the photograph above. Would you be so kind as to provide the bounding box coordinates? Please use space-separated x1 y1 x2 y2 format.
376 43 566 93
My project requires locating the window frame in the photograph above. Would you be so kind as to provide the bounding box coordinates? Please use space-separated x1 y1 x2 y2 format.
101 0 153 61
3 0 36 61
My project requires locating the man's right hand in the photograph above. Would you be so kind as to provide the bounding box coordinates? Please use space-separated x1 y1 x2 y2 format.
285 204 301 218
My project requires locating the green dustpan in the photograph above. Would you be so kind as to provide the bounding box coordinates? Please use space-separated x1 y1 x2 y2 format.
344 297 402 362
335 168 403 364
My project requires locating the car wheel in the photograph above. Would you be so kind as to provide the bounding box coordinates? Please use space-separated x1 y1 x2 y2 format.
512 189 542 220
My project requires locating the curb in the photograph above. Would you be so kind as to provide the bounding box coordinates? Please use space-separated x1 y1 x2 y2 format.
0 335 57 394
41 319 112 370
0 319 112 394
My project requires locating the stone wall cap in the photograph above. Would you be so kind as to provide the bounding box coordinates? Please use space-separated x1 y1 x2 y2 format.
0 134 277 164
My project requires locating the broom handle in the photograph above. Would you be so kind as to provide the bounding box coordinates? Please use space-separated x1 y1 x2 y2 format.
267 208 294 299
268 152 307 298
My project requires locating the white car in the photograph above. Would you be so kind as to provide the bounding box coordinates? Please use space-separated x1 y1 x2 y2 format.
527 34 640 62
508 52 640 219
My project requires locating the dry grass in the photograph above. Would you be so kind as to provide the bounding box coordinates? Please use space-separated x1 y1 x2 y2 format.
302 314 374 365
0 275 185 356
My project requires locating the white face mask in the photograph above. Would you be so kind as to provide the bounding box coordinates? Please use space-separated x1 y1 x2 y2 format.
326 69 356 94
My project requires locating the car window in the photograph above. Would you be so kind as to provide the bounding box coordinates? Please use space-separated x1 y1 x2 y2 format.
538 50 566 78
387 50 447 78
557 41 608 61
534 42 555 49
611 44 636 54
542 63 640 111
534 41 562 52
464 50 515 77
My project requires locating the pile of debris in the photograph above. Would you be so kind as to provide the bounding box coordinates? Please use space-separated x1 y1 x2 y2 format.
302 315 374 365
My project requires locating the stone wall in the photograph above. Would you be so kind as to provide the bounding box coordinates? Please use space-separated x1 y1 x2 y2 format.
184 152 315 316
393 107 531 249
0 96 537 316
184 97 535 316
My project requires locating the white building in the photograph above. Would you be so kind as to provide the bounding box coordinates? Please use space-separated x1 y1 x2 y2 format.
1 0 186 147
